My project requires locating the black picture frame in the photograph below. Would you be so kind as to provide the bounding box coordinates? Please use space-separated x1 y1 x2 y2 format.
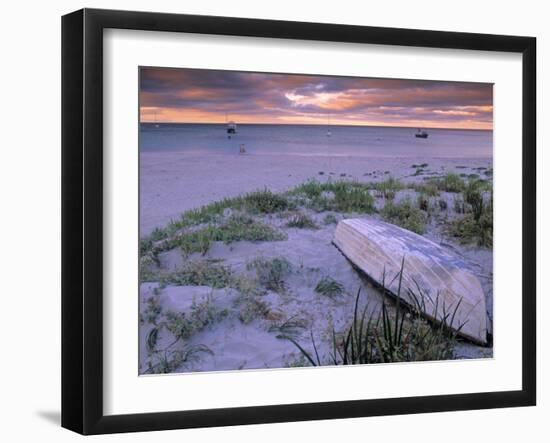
61 8 536 435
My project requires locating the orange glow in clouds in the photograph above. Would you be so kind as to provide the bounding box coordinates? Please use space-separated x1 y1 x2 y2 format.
140 69 493 130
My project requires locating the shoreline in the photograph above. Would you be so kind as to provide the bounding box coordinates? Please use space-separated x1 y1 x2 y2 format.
140 151 492 236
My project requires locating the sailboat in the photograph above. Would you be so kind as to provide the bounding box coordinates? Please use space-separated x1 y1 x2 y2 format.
326 113 332 137
153 110 160 128
225 112 237 138
415 128 428 138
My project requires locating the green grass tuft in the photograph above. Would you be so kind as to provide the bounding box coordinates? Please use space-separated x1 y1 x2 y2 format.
160 260 234 288
381 198 427 234
433 173 466 193
412 181 440 197
315 276 345 299
290 180 376 213
248 257 292 293
165 214 286 256
243 189 293 213
464 181 484 221
446 209 493 247
373 177 403 199
142 294 227 374
286 213 318 229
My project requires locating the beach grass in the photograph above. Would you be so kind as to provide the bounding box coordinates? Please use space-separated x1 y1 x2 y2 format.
237 294 269 324
446 208 493 247
144 344 213 374
147 189 294 243
141 294 162 325
381 198 427 234
158 260 234 288
446 181 493 247
465 181 484 221
432 173 467 193
232 274 270 324
248 257 292 293
282 261 462 366
161 214 287 256
290 180 376 213
142 293 230 374
140 252 160 283
412 181 440 197
243 189 294 214
286 212 319 229
269 315 309 339
373 177 403 199
315 276 345 299
163 296 228 341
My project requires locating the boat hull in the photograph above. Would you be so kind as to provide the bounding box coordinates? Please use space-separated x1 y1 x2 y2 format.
333 218 487 345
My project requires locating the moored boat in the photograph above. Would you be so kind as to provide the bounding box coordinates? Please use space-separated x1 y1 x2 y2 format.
415 128 429 138
226 121 237 135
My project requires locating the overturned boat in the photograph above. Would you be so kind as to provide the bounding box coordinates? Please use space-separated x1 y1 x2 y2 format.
333 218 487 345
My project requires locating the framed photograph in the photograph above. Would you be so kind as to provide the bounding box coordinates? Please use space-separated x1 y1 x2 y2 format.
61 8 536 435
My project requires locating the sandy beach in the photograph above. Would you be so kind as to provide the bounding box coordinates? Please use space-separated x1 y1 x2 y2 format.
140 152 492 236
139 151 493 374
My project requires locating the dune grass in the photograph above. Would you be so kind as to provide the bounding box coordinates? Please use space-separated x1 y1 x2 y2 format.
431 173 466 193
159 214 287 257
446 213 493 248
412 181 440 197
290 179 376 213
286 212 319 229
372 177 403 199
269 315 309 338
282 260 463 366
142 294 229 374
155 260 234 288
243 189 294 214
446 180 493 247
143 189 294 245
237 294 270 324
315 276 345 299
381 198 427 234
247 257 292 293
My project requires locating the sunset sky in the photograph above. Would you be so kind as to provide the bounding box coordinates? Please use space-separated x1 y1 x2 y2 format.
140 68 493 130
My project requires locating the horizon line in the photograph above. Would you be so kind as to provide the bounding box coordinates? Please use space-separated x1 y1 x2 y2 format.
139 121 493 131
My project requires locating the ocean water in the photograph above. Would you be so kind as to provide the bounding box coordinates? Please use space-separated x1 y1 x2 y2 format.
140 123 492 158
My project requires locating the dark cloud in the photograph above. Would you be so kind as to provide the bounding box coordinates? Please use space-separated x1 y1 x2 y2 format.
139 67 493 128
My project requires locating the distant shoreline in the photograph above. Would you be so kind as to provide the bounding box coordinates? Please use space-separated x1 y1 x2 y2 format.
140 121 493 132
141 151 494 160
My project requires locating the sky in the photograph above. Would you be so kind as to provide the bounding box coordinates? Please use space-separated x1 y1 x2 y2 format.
140 68 493 130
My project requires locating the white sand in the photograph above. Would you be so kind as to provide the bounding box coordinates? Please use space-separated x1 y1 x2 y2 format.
140 152 491 236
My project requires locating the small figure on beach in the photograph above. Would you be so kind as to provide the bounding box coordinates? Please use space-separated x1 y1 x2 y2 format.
239 144 246 154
